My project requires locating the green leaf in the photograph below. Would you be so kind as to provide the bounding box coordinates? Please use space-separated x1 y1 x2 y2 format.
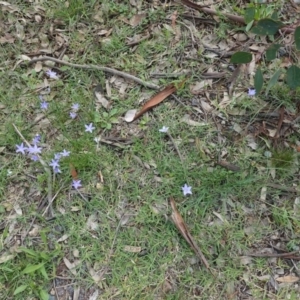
266 44 281 61
244 7 255 24
39 289 49 300
39 265 49 280
265 69 281 95
22 263 45 274
254 68 263 94
230 52 252 64
251 18 284 35
294 26 300 50
18 247 38 257
286 65 300 89
13 285 28 295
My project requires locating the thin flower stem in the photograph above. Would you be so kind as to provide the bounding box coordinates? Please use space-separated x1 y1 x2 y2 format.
166 131 189 184
12 123 54 217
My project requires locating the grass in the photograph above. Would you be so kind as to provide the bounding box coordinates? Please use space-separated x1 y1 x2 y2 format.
1 0 300 299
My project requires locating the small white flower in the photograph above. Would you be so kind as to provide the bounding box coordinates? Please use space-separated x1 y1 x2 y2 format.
159 126 169 133
181 184 192 196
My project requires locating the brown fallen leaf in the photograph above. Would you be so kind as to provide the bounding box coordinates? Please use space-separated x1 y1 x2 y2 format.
276 275 300 283
70 163 78 179
128 81 185 122
169 197 212 272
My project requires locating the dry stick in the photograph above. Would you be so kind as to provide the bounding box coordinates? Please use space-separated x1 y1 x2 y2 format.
28 56 160 90
12 123 54 217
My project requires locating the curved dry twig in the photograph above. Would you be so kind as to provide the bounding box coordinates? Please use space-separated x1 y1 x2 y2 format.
28 56 160 90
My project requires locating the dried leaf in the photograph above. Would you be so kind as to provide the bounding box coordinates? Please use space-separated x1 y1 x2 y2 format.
70 163 78 179
0 253 15 264
132 83 180 121
181 115 207 126
129 13 146 27
124 245 142 253
124 109 137 122
94 88 109 109
169 197 211 271
276 275 300 283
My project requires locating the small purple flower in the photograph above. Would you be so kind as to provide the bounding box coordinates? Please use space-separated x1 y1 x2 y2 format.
54 167 61 174
30 155 39 161
159 126 169 133
60 149 70 157
16 143 27 155
28 144 42 154
70 112 77 119
181 184 192 196
40 101 49 110
46 69 59 79
85 123 95 133
71 103 80 112
54 153 62 160
248 88 256 96
32 134 41 145
72 179 82 189
49 159 60 169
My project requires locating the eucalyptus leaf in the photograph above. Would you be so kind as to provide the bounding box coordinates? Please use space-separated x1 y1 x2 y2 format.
265 69 281 95
244 7 255 24
251 18 284 35
286 65 300 89
230 52 252 64
266 44 281 61
254 68 263 94
294 26 300 51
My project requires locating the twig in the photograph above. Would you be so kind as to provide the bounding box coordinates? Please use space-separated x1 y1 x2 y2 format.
27 56 160 90
12 123 54 217
42 185 65 217
247 250 300 258
266 183 298 193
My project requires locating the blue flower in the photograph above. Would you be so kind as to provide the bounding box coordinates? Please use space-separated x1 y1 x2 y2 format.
85 123 95 133
16 143 27 155
72 179 82 189
70 112 77 119
49 159 59 169
248 88 256 96
28 144 42 154
60 149 70 157
32 134 41 145
181 184 192 196
40 101 49 110
46 69 59 79
71 103 80 112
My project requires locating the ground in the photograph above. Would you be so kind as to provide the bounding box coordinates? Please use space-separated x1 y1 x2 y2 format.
1 0 300 299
